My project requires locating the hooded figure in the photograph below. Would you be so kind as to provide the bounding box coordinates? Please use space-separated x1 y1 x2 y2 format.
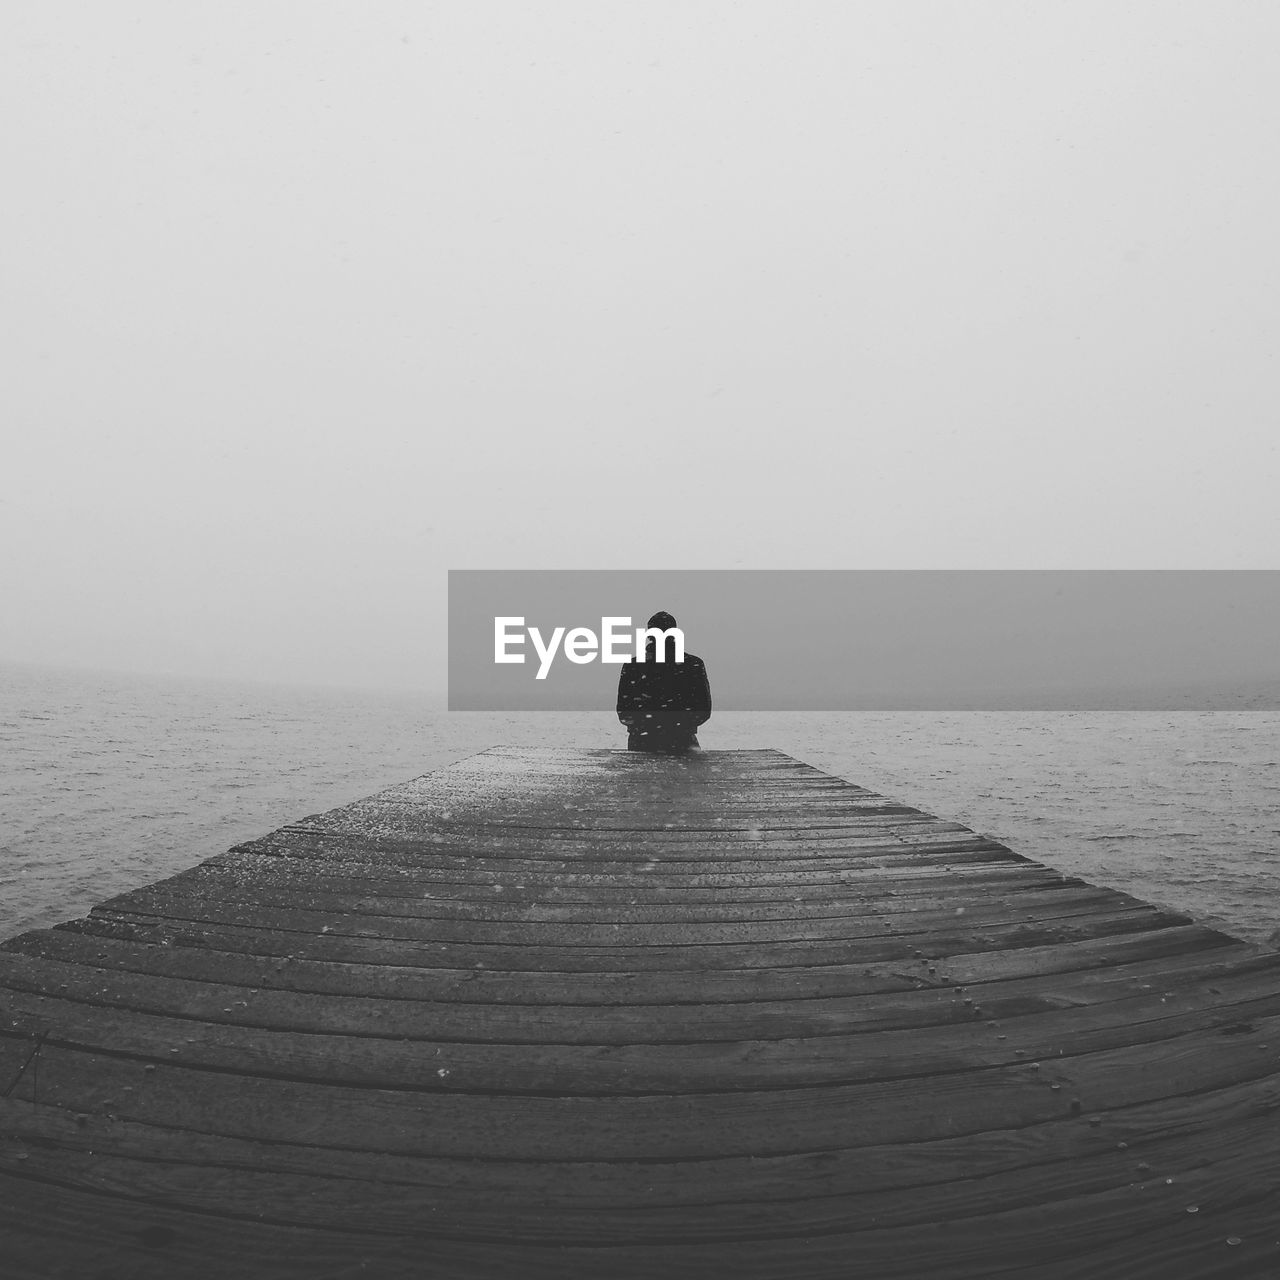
616 611 712 753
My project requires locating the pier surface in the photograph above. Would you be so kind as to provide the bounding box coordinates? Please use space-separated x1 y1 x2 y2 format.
2 747 1279 1278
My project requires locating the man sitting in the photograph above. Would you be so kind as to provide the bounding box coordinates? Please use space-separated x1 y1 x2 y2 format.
616 611 712 753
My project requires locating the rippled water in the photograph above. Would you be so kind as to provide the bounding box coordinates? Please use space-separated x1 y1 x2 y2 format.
2 662 1278 945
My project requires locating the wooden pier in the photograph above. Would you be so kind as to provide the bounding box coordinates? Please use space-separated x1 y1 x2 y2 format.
2 747 1278 1277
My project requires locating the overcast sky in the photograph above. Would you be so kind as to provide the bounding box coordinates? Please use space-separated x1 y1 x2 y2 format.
4 3 1278 692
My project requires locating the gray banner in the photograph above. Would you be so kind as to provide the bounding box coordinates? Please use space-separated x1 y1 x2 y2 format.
448 570 1280 710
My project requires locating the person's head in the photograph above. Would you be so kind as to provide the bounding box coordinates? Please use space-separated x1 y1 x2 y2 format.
642 611 681 661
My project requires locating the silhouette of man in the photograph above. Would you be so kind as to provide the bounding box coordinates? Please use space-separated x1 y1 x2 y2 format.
616 611 712 753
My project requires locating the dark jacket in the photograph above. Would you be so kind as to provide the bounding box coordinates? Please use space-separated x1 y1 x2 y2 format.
616 647 712 752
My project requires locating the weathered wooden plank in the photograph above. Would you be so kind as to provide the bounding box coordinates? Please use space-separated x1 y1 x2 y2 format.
5 973 1280 1096
4 1102 1279 1244
208 847 1041 884
5 923 1246 1008
223 839 1028 874
335 821 982 839
296 811 976 842
344 817 965 836
98 871 1113 925
5 1069 1276 1211
8 938 1271 1047
56 903 1196 972
83 885 1132 947
102 855 1069 896
202 841 1049 880
5 1005 1280 1158
0 1141 1274 1280
0 1139 1277 1280
185 869 1069 906
265 813 987 835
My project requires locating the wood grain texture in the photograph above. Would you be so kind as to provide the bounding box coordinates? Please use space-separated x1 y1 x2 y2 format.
1 746 1277 1278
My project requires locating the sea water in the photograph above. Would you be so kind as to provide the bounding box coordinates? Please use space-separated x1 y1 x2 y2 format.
2 662 1278 946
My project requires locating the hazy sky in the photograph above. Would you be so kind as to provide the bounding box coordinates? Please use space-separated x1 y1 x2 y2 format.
4 3 1278 692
